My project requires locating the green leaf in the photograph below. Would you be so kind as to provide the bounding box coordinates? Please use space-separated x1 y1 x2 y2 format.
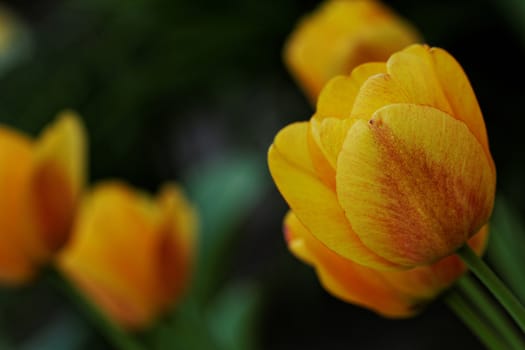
207 283 261 350
19 311 89 350
150 301 219 350
184 152 268 303
486 195 525 303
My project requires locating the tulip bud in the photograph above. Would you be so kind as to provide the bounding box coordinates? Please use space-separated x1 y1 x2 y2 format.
269 44 496 269
285 0 420 102
0 112 86 284
59 182 197 330
284 212 488 317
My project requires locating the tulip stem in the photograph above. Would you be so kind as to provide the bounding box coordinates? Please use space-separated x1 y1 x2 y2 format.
445 290 510 350
457 275 525 349
46 267 145 350
457 244 525 334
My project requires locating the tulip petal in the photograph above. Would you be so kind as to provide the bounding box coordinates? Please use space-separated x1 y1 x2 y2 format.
316 63 386 120
284 212 421 318
310 117 356 170
310 63 386 182
0 128 35 283
269 123 400 269
382 225 489 299
155 184 197 305
307 124 336 189
60 183 165 328
387 45 453 115
429 47 492 165
350 72 408 120
30 112 86 254
337 104 495 266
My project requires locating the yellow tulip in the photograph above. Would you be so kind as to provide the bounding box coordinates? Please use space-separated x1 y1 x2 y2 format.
268 44 496 269
285 0 420 102
0 112 86 284
59 182 197 330
285 212 488 317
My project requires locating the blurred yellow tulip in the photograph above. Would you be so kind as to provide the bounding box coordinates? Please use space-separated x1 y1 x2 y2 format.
285 0 420 102
285 212 488 317
269 44 496 270
0 112 86 284
59 182 197 330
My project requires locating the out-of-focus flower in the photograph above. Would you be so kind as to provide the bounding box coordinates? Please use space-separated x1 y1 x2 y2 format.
284 0 420 102
268 44 496 270
285 212 488 317
0 112 86 284
59 182 197 330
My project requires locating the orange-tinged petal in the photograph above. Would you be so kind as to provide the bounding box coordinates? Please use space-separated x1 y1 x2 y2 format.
284 0 420 102
310 117 356 170
429 47 492 166
285 212 490 317
386 45 453 115
268 123 399 269
284 212 420 318
316 62 386 120
0 127 35 283
382 226 488 299
28 111 86 256
350 72 408 119
60 182 195 329
307 124 336 189
309 63 387 181
61 183 162 327
337 104 495 267
155 184 197 306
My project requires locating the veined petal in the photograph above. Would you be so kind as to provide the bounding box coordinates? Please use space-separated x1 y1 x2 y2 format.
29 111 86 255
284 212 421 318
386 45 453 115
269 123 399 269
382 225 489 298
350 72 408 120
310 116 356 170
429 47 493 167
316 63 386 120
337 104 495 267
307 123 336 189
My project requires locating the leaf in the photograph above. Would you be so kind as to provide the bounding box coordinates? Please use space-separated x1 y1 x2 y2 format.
150 301 220 350
207 283 261 350
184 152 268 303
486 195 525 303
19 311 89 350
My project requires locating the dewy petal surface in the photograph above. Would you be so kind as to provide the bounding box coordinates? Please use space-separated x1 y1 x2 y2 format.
337 104 495 266
269 122 400 269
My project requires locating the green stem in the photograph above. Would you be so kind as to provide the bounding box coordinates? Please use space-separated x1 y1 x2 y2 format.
457 244 525 333
445 291 509 350
457 275 525 349
46 267 144 350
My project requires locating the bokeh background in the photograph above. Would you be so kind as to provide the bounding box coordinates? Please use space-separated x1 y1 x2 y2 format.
0 0 524 349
